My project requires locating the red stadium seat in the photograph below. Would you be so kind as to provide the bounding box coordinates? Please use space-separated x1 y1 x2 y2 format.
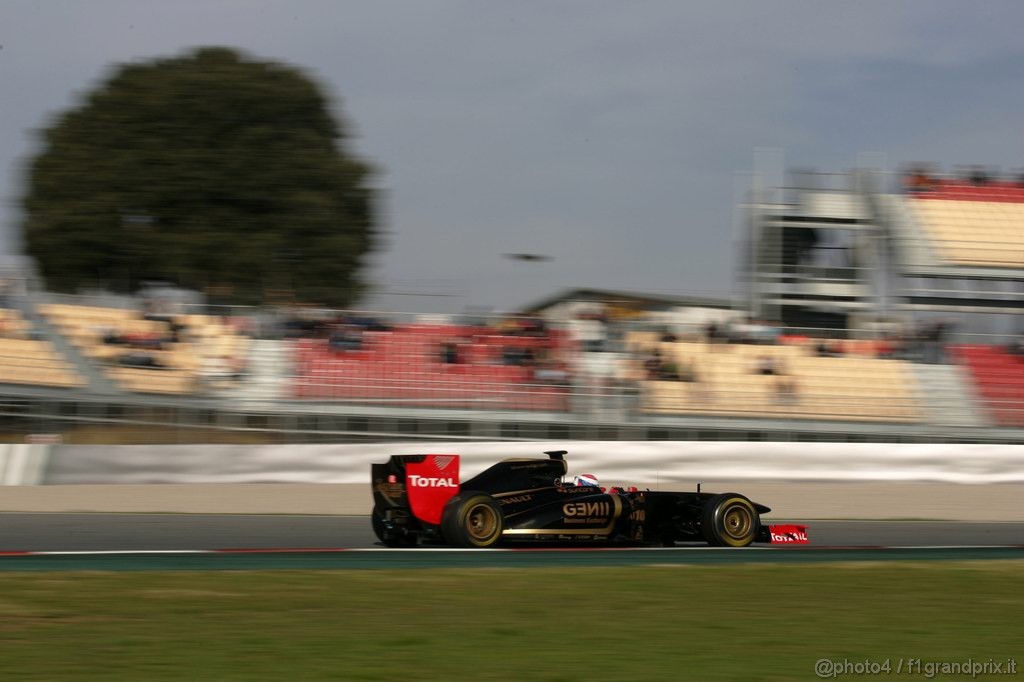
290 324 569 411
950 345 1024 427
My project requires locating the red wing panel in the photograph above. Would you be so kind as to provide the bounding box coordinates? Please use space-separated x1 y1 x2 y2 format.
768 524 810 544
405 455 460 525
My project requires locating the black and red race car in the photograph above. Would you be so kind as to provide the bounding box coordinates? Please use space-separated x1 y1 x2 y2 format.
371 450 808 548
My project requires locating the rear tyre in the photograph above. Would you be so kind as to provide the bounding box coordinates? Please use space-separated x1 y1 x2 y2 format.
701 493 759 547
372 506 413 547
441 492 503 548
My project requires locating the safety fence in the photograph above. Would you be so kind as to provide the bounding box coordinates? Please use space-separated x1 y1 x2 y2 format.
7 441 1023 486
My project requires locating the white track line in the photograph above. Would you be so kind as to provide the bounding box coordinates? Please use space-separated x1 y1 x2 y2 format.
1 545 1020 557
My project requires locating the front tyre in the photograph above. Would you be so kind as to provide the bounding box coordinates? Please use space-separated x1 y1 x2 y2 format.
441 492 503 548
701 493 759 547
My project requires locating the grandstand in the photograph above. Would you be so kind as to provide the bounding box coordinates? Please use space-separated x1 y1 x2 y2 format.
950 344 1024 428
0 164 1022 445
0 308 84 389
882 170 1024 429
292 321 569 410
875 174 1024 316
626 334 919 423
37 302 248 395
909 194 1024 268
745 165 1024 434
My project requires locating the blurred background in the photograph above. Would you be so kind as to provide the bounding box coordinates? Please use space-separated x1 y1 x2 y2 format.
1 1 1023 446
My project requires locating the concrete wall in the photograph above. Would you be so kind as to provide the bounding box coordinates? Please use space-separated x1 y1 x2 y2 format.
3 442 1023 520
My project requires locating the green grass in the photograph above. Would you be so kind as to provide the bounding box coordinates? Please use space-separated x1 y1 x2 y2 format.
0 562 1021 680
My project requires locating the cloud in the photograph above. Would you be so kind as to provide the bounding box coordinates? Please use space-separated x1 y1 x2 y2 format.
2 1 1024 311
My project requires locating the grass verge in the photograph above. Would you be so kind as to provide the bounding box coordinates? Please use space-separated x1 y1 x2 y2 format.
0 562 1021 680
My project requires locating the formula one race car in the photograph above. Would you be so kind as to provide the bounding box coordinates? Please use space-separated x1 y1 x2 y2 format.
371 450 808 548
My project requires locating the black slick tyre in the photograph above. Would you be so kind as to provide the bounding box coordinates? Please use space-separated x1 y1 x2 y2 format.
701 493 759 547
441 492 503 548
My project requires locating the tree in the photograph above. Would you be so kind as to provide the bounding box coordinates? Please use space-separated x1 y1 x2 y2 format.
21 47 376 306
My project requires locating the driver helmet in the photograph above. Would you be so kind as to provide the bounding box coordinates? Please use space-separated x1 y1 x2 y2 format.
574 473 599 488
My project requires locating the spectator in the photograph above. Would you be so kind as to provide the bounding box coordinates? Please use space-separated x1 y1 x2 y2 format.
759 320 782 345
677 360 698 383
755 355 779 376
347 315 390 333
902 164 934 193
657 359 681 381
328 326 362 353
920 321 949 364
118 351 165 369
519 317 547 338
644 351 697 382
968 165 991 186
134 334 167 351
440 340 460 364
201 355 244 383
706 320 733 350
814 340 845 358
643 348 662 379
875 335 897 360
733 317 757 344
168 320 187 343
502 345 527 366
1007 335 1024 358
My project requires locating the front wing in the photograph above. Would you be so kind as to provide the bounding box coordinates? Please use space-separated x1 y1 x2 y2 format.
761 524 810 544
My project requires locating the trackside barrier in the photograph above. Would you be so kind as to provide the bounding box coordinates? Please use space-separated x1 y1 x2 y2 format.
0 444 51 485
38 442 1024 486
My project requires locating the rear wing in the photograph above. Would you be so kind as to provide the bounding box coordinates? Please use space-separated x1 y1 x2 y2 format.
372 454 461 525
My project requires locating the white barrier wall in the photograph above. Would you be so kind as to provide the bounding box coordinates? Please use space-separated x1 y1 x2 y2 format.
40 442 1024 486
0 444 50 485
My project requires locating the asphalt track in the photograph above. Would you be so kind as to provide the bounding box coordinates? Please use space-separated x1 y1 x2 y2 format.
0 514 1022 572
2 514 1023 552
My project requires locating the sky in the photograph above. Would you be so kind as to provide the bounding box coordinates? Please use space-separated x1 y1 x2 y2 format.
2 1 1024 313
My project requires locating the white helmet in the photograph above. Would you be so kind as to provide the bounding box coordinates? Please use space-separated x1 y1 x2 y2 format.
574 473 599 488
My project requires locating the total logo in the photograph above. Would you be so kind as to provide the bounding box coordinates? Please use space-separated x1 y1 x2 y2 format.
407 475 458 488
